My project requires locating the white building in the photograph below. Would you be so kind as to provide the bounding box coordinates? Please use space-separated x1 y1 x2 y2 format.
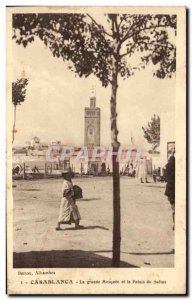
30 136 40 148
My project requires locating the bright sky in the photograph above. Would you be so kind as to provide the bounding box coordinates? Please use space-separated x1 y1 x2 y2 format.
12 37 175 149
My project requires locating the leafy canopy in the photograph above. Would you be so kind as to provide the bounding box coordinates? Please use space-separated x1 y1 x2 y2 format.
12 78 29 106
142 114 160 151
13 13 176 87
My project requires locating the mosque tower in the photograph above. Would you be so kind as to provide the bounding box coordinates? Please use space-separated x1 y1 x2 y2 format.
84 87 100 147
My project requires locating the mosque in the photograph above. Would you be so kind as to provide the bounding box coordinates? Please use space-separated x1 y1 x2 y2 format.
69 92 103 175
13 88 175 177
69 91 140 175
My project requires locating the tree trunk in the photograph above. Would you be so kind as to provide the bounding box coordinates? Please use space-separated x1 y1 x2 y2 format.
110 56 121 267
12 105 17 144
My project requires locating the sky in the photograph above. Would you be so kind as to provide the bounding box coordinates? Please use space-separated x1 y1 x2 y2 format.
12 34 175 150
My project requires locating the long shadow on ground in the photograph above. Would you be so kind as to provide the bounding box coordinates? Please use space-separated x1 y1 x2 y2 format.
91 250 174 255
77 198 101 201
63 225 109 231
143 185 165 189
128 250 174 255
13 250 139 268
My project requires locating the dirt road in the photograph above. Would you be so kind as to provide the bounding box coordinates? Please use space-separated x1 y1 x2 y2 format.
13 177 174 268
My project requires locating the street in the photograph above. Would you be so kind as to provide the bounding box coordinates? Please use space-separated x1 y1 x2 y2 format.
13 177 174 268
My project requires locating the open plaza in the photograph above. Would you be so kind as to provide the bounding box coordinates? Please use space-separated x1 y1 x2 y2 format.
13 176 174 268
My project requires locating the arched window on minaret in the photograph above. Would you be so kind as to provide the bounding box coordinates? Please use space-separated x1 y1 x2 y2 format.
87 125 95 144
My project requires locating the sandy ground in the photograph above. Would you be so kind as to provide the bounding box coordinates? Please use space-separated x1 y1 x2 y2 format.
13 177 174 268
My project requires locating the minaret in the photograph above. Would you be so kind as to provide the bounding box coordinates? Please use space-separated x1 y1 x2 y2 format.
84 88 100 147
90 85 96 108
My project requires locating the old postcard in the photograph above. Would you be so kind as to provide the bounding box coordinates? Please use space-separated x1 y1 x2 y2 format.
6 6 186 295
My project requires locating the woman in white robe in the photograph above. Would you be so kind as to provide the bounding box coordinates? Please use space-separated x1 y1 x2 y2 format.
137 156 149 183
56 172 81 230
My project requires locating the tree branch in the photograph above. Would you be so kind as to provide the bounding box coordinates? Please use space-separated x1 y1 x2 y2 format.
118 15 124 31
114 16 120 40
120 20 174 47
120 39 175 59
87 14 113 38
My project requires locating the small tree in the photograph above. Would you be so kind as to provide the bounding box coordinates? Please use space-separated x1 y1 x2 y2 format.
12 13 176 266
12 78 28 144
142 114 160 151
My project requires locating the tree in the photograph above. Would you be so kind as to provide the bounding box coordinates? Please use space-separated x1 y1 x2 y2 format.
12 78 28 144
12 13 176 266
142 114 160 151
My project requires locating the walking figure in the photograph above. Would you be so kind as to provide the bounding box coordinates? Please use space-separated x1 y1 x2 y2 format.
56 171 82 230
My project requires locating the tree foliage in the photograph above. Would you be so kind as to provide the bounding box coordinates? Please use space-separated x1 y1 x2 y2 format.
12 78 28 144
12 78 29 106
142 114 160 151
12 13 176 87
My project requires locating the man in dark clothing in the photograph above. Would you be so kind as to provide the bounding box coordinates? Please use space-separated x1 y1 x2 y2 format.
164 154 175 230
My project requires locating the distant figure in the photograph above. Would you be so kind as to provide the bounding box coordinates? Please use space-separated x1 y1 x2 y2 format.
101 162 106 175
153 167 161 182
164 153 175 230
107 166 110 175
25 165 32 173
137 156 149 183
56 171 82 230
126 162 130 176
32 165 39 173
128 160 135 177
12 164 22 175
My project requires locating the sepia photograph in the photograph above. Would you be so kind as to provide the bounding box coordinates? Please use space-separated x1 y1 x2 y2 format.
6 6 186 295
